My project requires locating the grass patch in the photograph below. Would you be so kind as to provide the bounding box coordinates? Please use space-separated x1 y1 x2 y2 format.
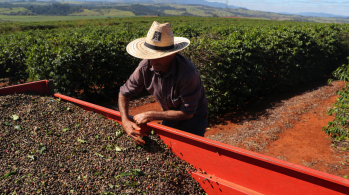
69 9 135 17
163 10 185 15
0 7 32 15
186 7 206 16
69 9 101 16
102 9 135 16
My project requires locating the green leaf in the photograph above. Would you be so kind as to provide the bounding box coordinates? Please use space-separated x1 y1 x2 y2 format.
1 169 17 179
115 172 132 179
12 115 19 121
27 154 36 161
77 138 87 144
115 169 145 179
63 128 70 132
98 114 106 118
94 172 103 176
14 125 22 131
95 152 104 158
38 145 46 154
115 130 122 138
115 146 122 152
344 175 348 179
75 122 81 128
1 121 12 126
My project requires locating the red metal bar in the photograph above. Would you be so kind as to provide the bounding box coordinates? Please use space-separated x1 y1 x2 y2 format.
1 80 349 195
0 80 49 96
53 93 153 132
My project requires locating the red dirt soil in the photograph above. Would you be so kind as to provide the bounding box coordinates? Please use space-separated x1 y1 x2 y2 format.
129 102 163 124
0 82 8 88
261 95 349 176
129 102 162 116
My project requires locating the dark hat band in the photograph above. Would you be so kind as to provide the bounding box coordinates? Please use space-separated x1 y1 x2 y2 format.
144 42 174 51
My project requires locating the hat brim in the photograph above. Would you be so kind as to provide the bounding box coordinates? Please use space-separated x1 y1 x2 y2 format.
126 37 190 60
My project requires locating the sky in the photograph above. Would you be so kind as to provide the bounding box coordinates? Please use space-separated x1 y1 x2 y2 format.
207 0 349 16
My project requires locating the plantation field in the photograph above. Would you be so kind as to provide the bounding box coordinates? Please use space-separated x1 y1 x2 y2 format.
1 16 348 111
1 15 349 140
307 17 349 23
0 15 135 22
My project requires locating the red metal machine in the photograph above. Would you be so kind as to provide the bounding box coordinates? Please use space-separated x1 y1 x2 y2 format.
1 80 349 195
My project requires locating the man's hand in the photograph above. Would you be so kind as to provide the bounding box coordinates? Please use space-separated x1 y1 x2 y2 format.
133 112 152 125
121 119 147 145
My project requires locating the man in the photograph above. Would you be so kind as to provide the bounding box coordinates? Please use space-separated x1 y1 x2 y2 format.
119 21 208 145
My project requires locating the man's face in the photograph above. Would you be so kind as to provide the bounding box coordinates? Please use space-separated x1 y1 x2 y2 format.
150 54 175 72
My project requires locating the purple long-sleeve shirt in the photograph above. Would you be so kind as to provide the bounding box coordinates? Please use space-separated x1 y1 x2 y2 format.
120 53 208 117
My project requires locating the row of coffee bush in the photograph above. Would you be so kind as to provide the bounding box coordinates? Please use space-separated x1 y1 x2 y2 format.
183 24 349 114
323 57 349 142
0 22 215 99
1 21 349 117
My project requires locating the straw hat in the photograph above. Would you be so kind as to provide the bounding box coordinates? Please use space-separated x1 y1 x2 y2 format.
126 21 190 60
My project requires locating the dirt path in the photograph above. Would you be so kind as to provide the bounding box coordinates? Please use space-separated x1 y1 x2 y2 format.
206 80 349 177
261 95 346 174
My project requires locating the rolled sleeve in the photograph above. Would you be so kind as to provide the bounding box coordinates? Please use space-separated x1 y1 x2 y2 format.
180 73 201 115
120 65 144 98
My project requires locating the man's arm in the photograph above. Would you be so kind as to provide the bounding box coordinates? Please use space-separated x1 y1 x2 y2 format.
133 110 193 125
118 92 147 145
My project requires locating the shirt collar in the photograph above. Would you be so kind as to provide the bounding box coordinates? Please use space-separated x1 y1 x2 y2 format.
149 54 178 77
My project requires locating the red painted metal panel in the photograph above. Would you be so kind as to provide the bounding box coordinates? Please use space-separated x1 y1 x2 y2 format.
2 80 349 195
190 171 263 195
152 124 349 195
0 80 49 96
